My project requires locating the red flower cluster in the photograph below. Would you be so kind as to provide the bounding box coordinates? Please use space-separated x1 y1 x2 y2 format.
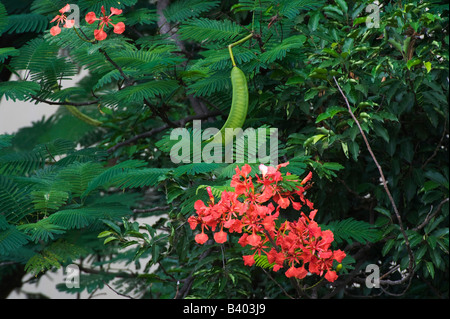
188 163 346 282
50 4 75 36
50 4 125 41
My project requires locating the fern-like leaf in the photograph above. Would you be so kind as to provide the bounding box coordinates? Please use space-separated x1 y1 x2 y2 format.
195 47 257 71
47 204 131 229
187 71 232 97
179 18 243 43
17 219 66 243
82 159 147 197
0 176 34 223
164 0 220 23
0 223 30 256
111 168 171 189
77 0 138 12
2 13 48 34
104 80 178 107
174 162 222 177
254 254 275 269
0 81 41 102
30 0 67 15
0 47 20 63
31 190 69 211
54 162 104 197
24 240 87 274
0 135 13 151
277 0 326 19
322 218 380 245
0 2 8 36
125 8 158 26
259 35 307 64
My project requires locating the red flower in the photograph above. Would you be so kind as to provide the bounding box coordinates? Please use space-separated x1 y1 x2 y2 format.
324 270 338 282
285 265 308 279
85 6 125 41
333 249 346 263
238 233 249 247
50 4 75 36
243 254 255 266
230 164 254 196
195 232 208 245
247 232 262 246
214 229 227 244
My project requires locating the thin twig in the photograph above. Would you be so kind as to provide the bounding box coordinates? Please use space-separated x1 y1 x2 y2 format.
30 95 98 107
333 76 415 285
261 268 294 299
422 120 447 169
133 205 171 214
413 197 449 231
107 111 221 153
103 280 134 299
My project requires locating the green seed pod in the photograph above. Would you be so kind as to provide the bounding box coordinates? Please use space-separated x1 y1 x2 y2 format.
207 66 248 144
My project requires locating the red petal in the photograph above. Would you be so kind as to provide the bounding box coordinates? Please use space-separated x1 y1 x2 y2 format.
195 232 208 244
243 255 255 266
301 171 313 185
309 209 317 220
325 270 338 282
296 266 308 279
194 199 206 211
277 196 290 209
213 230 227 244
60 4 71 13
64 19 75 28
94 29 107 41
110 7 123 15
187 216 198 230
238 233 248 247
85 12 98 24
333 249 346 263
241 164 251 176
247 233 261 246
50 15 60 23
292 201 302 211
50 25 61 36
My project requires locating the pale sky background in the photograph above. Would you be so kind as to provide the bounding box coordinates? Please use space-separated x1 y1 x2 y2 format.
0 74 57 135
1 71 134 299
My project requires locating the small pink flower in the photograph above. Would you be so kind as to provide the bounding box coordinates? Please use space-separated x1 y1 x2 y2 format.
85 6 125 41
50 4 75 36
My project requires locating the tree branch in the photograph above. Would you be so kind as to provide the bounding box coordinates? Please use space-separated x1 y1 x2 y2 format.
333 76 415 285
133 205 171 214
107 111 221 153
30 95 99 107
413 197 449 231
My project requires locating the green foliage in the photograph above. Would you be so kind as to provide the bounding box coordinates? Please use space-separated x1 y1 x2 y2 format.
323 218 380 245
179 18 244 42
2 13 48 34
0 0 448 299
163 0 220 23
